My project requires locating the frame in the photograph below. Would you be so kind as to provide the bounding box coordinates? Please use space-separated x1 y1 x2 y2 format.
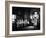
5 1 45 37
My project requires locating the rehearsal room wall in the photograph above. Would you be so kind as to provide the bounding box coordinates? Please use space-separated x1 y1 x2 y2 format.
0 0 46 38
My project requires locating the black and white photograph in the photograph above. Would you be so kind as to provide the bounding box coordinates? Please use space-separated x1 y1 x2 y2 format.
9 3 44 34
12 7 40 31
5 2 45 36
